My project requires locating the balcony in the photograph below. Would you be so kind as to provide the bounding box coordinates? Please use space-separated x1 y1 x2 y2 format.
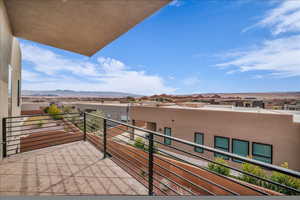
0 141 147 195
1 112 300 196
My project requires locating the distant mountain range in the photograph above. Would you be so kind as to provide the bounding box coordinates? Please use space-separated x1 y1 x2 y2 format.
22 90 141 98
22 90 300 99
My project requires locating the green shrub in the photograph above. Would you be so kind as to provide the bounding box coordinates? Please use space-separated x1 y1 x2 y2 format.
208 157 231 176
47 104 63 120
268 162 300 195
144 143 158 153
134 137 145 149
43 106 49 113
37 120 44 128
62 106 72 113
239 162 266 186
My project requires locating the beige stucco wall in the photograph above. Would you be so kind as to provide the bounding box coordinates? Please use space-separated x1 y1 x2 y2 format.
130 106 300 171
10 37 22 116
21 102 50 111
0 0 13 159
0 0 22 159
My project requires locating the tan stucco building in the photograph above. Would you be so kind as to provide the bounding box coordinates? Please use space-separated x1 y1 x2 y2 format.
130 105 300 171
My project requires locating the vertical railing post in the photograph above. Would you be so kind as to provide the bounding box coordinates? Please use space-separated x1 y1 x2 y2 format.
130 119 135 141
83 112 86 141
148 132 154 195
2 118 7 158
103 118 107 159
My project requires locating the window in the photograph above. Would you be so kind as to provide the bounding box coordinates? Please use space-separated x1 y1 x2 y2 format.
214 136 229 159
252 142 272 164
121 115 128 122
232 139 249 162
194 132 204 153
164 127 171 145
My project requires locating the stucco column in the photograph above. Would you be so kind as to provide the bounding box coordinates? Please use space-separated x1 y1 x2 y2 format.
0 0 13 159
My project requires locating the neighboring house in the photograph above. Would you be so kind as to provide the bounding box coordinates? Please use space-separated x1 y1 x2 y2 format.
63 102 131 122
284 101 300 111
130 105 300 171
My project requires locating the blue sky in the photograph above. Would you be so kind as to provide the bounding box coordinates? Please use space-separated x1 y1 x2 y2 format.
21 0 300 95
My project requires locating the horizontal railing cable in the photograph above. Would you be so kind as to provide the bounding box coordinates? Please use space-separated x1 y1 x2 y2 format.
105 124 298 194
85 112 300 179
107 137 211 195
109 131 238 195
107 145 169 195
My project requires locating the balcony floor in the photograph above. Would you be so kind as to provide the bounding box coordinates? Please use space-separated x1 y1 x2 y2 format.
0 141 147 196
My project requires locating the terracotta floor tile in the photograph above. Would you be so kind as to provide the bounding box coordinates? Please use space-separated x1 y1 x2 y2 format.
0 141 147 196
0 175 22 192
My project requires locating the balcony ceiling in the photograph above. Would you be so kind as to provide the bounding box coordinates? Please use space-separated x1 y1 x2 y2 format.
4 0 171 56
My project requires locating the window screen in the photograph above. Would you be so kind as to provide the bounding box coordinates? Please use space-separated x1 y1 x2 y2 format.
194 132 204 153
252 143 272 164
164 127 171 145
214 136 229 159
232 139 249 162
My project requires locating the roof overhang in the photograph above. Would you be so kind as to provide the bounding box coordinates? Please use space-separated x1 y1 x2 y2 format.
4 0 171 56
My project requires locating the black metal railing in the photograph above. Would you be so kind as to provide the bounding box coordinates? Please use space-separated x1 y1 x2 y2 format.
2 112 300 196
2 112 84 157
84 112 300 196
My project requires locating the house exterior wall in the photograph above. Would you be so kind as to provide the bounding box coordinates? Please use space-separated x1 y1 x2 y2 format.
21 102 50 112
130 106 300 171
0 0 22 159
67 103 130 122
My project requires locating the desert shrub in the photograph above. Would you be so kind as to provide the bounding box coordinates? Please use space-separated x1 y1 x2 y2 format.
144 142 158 153
43 106 49 113
208 157 231 176
62 106 72 113
47 104 63 120
134 137 145 149
268 162 300 195
239 162 266 186
37 120 44 128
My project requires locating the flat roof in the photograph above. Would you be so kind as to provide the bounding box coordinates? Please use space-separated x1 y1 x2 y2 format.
5 0 170 56
139 104 300 123
64 102 130 107
159 104 293 113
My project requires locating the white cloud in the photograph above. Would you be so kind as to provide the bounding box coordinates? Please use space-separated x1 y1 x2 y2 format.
22 70 39 81
169 0 184 7
252 75 264 79
218 1 300 78
259 0 300 35
21 44 99 76
216 35 300 77
97 57 126 74
21 43 175 95
168 75 175 80
244 0 300 35
182 76 200 87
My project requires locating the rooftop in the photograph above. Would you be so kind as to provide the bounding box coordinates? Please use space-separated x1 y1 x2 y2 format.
136 104 300 123
65 102 130 107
